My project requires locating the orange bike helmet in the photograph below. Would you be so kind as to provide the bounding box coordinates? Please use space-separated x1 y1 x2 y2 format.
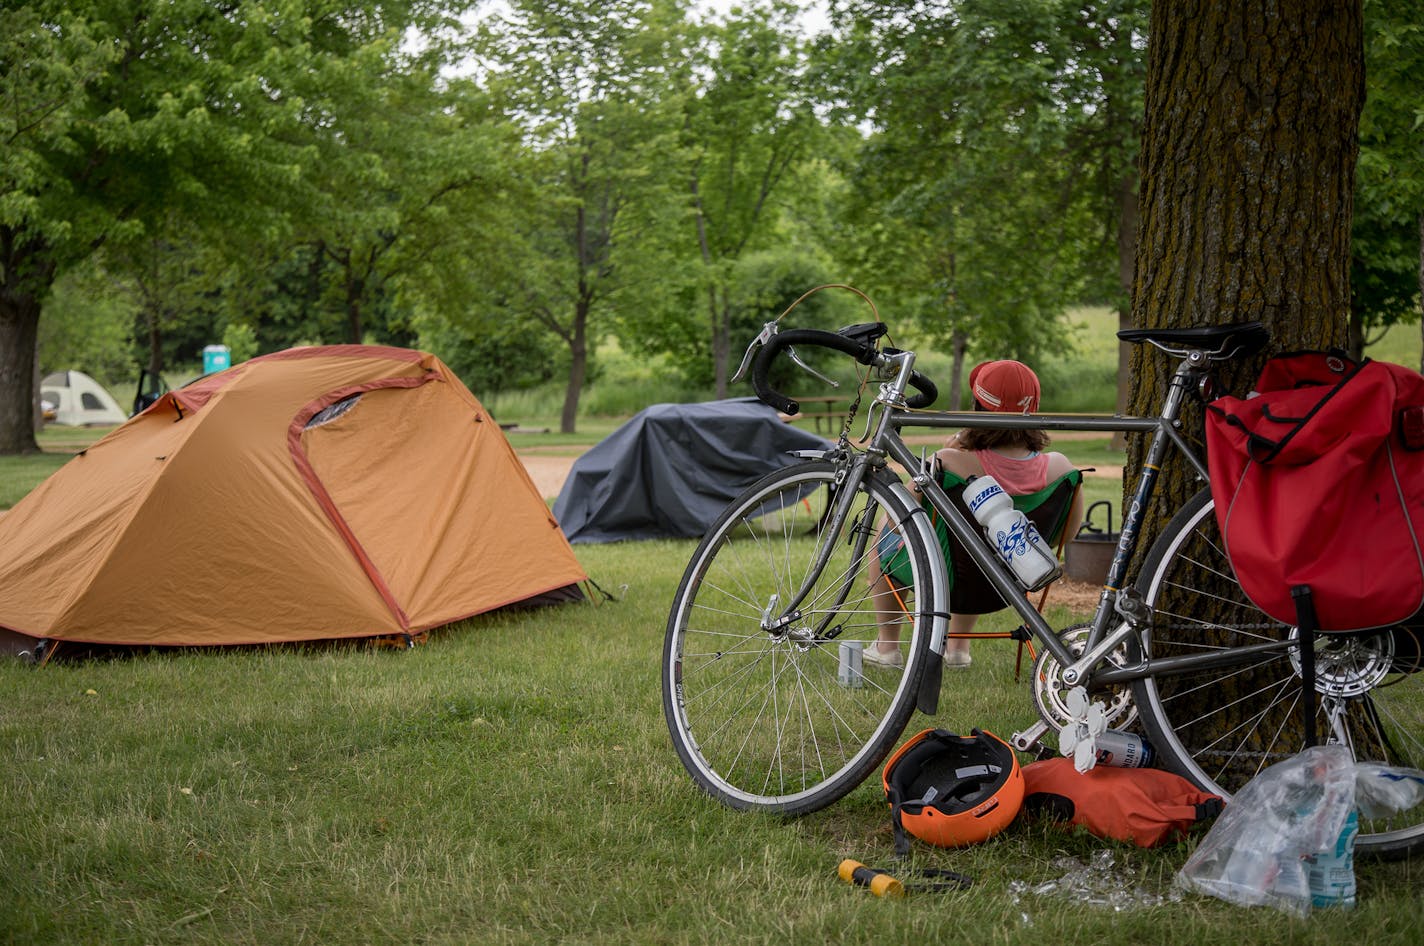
882 728 1025 853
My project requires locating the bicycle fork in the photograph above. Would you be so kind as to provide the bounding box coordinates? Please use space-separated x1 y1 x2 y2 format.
756 456 872 641
756 453 950 711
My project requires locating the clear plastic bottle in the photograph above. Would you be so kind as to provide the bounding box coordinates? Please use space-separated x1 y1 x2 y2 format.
1307 809 1358 909
962 475 1062 590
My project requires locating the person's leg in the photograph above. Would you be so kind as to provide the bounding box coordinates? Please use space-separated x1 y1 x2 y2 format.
866 530 906 666
944 612 977 668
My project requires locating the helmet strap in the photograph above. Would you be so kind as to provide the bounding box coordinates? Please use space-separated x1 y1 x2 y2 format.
890 798 913 859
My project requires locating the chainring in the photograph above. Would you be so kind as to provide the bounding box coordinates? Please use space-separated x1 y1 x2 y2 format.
1032 623 1138 732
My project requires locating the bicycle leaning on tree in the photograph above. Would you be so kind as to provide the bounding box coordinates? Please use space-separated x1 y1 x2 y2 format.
660 314 1424 858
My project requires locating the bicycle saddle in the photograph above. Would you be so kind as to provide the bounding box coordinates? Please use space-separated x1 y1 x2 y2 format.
1118 321 1269 358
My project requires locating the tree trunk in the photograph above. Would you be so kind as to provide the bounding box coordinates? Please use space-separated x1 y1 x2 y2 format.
346 293 363 345
561 298 589 435
146 310 164 375
0 229 53 456
947 328 968 411
1111 169 1138 450
1128 0 1361 544
345 264 365 344
1127 0 1362 770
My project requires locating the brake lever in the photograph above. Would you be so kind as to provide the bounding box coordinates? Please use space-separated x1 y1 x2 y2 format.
730 319 843 390
731 321 778 384
786 345 840 388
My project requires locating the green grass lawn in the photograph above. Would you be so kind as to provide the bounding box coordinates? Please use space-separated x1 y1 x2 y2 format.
3 539 1421 945
5 324 1424 943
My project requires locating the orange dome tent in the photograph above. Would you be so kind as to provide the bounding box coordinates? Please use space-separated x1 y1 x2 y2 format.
0 346 587 652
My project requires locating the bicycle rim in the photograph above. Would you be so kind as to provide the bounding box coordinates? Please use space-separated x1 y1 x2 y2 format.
662 461 936 814
1133 488 1424 857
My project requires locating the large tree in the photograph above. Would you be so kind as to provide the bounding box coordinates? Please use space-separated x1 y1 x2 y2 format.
684 1 821 398
281 61 500 347
1124 1 1364 793
468 0 689 433
1127 1 1362 535
0 1 468 455
824 0 1138 403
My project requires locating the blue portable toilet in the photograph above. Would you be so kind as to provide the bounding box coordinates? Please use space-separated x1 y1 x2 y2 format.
202 345 231 375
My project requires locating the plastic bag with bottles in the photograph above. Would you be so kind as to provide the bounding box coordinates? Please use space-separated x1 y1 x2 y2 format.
1177 747 1424 915
1176 745 1355 916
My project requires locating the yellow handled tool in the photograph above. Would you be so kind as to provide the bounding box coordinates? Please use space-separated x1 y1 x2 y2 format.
838 859 906 898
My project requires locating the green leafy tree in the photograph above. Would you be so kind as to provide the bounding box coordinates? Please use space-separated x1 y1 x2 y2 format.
823 0 1135 405
684 1 823 397
0 1 471 454
639 246 846 389
119 222 227 375
468 0 691 432
1 4 121 452
36 264 136 389
1352 0 1424 362
222 322 259 364
284 57 501 346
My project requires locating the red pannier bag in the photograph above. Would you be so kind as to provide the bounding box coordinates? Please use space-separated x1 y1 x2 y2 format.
1205 351 1424 632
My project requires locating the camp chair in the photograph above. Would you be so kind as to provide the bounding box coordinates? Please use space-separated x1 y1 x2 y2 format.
881 468 1083 675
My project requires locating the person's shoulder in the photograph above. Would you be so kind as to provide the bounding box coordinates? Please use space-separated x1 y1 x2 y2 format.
1044 451 1077 478
936 446 982 478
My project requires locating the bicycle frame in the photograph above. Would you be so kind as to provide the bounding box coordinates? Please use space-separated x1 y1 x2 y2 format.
671 316 1424 851
805 346 1271 693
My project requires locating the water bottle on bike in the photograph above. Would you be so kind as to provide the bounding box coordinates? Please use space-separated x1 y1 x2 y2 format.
963 475 1061 591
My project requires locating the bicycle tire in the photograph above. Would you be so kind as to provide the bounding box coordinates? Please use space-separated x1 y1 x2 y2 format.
1132 487 1424 857
662 460 941 814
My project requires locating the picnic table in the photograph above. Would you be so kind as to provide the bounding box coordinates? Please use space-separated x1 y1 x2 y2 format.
789 395 843 434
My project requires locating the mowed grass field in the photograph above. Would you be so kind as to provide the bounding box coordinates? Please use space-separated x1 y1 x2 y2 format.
3 314 1424 944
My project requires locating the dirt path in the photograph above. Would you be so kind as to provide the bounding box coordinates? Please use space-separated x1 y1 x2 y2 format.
520 454 579 500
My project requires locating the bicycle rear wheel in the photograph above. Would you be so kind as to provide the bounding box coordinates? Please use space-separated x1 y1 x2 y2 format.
1132 487 1424 857
662 459 941 814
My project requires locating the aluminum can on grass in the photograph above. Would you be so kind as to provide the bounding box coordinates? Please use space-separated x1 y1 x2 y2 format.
838 641 864 687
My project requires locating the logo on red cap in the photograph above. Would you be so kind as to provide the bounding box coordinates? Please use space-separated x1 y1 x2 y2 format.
969 360 1041 414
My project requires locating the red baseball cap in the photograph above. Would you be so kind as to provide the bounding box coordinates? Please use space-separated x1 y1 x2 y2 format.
969 360 1041 414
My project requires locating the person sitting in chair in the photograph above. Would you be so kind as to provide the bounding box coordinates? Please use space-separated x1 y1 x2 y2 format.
865 359 1084 670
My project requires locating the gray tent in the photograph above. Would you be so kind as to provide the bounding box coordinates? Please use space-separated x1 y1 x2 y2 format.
553 398 831 543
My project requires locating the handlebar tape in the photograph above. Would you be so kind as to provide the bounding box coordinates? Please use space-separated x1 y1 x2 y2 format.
750 328 938 414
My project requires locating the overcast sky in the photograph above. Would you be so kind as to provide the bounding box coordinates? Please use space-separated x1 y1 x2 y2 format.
696 0 831 35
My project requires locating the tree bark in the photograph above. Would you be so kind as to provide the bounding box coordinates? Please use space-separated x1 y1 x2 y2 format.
947 328 967 411
1128 0 1362 545
0 228 54 455
561 297 588 435
1126 0 1363 772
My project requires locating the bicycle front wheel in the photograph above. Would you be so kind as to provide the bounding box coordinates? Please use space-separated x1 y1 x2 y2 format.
662 460 941 814
1132 487 1424 857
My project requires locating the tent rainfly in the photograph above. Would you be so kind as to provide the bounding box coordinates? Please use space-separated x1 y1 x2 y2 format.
0 346 587 650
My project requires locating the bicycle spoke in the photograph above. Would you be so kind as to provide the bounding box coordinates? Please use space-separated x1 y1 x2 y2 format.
663 462 933 813
1133 488 1424 856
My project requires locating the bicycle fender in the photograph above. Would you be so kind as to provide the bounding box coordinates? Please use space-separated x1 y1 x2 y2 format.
874 480 949 715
